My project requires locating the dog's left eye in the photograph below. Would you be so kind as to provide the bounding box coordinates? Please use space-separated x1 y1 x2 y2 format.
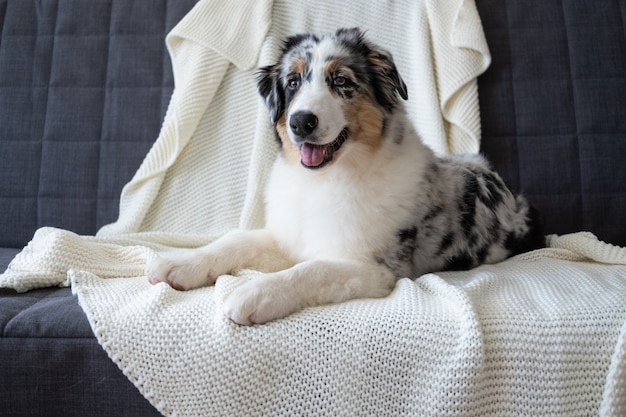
333 76 348 87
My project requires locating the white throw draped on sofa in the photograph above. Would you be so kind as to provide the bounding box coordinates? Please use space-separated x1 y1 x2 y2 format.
2 0 626 416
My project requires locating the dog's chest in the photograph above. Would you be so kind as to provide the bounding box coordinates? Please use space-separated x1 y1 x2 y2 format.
265 159 417 260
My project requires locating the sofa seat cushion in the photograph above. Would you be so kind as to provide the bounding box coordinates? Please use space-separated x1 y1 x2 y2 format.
1 287 91 338
0 286 162 416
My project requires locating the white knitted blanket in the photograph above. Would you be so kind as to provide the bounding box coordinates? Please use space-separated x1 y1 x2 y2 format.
2 0 626 416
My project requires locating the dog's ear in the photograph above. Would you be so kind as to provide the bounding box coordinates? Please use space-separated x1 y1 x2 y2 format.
257 64 285 125
367 49 408 110
334 28 407 110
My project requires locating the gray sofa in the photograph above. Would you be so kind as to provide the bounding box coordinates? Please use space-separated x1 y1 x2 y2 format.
1 0 625 416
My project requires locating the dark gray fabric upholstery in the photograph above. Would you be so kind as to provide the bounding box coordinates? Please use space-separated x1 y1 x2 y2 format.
0 248 18 271
0 290 160 416
477 0 626 247
0 0 194 248
0 1 196 416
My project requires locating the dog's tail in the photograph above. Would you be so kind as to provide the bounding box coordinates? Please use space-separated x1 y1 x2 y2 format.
510 203 546 256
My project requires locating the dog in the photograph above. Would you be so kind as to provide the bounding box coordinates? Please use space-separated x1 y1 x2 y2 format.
146 28 544 325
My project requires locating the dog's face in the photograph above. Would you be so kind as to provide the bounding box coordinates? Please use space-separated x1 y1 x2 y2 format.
257 28 408 169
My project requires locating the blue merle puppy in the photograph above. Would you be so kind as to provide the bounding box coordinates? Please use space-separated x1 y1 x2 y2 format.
146 28 544 325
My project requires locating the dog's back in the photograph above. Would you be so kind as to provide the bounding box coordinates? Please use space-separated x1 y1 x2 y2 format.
406 154 544 276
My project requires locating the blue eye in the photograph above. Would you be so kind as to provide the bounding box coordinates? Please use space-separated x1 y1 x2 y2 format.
287 77 301 89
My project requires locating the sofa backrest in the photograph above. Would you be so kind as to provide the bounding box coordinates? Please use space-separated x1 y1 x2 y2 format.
0 0 197 248
477 0 626 247
1 0 624 249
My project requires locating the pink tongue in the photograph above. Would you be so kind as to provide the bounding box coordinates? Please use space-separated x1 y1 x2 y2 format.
300 143 326 167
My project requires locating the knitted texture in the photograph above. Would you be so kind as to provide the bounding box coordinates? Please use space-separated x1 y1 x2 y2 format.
3 0 626 415
68 235 626 416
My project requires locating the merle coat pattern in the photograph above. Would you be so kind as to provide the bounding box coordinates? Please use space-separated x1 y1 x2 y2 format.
146 28 544 325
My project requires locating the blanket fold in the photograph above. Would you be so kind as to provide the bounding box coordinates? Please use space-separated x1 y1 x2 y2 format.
3 0 625 416
167 0 272 71
426 0 491 154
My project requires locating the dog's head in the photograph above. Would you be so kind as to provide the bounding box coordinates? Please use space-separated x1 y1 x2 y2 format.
257 28 408 169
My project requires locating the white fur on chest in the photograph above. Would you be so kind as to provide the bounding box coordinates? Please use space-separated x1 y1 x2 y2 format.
265 136 429 262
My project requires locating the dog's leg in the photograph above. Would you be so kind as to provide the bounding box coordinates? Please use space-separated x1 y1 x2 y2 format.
146 229 292 291
223 259 397 325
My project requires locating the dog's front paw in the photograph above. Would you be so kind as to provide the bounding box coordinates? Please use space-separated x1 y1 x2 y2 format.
222 277 300 325
146 252 218 291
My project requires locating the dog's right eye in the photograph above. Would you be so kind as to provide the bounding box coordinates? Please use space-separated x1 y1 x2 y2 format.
287 77 301 90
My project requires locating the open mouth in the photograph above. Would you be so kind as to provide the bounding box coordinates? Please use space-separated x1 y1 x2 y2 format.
299 128 348 169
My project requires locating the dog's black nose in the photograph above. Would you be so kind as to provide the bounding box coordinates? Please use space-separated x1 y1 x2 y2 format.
290 111 318 137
